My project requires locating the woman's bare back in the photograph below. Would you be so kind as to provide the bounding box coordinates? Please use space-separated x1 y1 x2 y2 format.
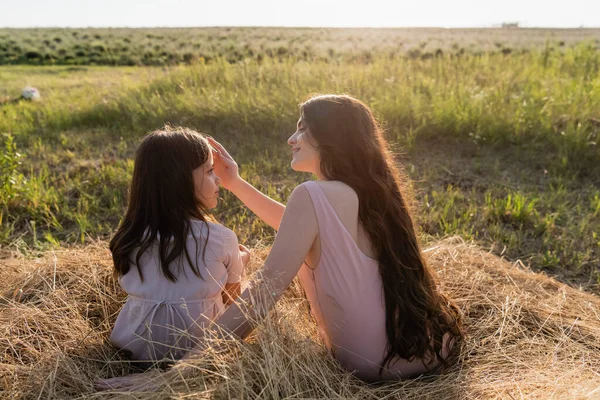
304 180 376 270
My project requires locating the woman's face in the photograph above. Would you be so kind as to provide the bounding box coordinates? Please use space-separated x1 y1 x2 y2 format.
288 117 320 175
193 151 221 209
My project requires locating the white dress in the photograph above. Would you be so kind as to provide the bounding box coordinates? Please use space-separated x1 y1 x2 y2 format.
110 220 244 364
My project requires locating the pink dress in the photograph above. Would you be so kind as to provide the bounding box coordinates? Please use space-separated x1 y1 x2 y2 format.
297 181 447 382
110 220 244 364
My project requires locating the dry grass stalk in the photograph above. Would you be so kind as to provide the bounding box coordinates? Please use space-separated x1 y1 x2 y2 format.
1 237 599 399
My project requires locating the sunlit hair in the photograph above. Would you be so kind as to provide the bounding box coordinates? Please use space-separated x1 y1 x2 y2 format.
300 94 464 373
110 126 212 282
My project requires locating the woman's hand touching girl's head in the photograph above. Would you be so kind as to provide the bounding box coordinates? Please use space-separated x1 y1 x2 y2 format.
206 137 241 191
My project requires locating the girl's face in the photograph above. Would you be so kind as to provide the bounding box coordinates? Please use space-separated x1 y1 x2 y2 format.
193 151 221 209
288 117 320 175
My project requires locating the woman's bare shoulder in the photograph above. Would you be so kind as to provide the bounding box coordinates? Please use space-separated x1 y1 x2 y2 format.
312 180 359 203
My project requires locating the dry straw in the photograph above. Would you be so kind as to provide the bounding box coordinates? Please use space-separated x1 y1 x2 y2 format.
1 237 599 399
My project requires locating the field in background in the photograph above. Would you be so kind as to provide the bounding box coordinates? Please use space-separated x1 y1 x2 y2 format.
1 43 599 290
0 29 598 284
1 27 600 66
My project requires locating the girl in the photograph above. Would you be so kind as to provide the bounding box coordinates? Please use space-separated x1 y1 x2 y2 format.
108 126 250 367
98 95 463 389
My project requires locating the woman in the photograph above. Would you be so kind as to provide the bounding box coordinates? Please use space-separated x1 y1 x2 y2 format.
98 94 463 389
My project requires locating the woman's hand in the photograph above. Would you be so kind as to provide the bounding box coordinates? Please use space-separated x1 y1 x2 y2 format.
207 136 286 231
207 137 241 191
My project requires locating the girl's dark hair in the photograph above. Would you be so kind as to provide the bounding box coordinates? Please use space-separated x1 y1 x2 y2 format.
300 94 464 373
109 126 212 282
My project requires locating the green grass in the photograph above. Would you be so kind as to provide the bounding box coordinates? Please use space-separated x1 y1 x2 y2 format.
1 27 599 66
0 43 599 290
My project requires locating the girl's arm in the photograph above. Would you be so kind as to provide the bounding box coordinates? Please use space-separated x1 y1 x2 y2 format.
222 282 241 305
208 137 285 230
222 244 250 305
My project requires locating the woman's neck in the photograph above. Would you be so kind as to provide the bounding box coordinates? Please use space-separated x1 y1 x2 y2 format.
314 167 326 181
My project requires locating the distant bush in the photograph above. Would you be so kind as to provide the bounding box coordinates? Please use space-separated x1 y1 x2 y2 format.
183 52 195 64
91 42 106 52
407 48 421 59
24 50 42 59
277 46 288 56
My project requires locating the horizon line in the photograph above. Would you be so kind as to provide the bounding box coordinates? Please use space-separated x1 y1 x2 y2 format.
1 25 599 30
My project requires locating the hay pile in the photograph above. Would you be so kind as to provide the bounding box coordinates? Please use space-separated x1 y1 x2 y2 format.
1 238 599 399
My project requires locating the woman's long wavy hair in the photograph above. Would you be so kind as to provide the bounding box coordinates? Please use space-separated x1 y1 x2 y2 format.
301 94 464 372
109 126 212 282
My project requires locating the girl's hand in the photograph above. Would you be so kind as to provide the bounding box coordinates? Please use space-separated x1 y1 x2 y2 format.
239 244 252 267
207 137 241 191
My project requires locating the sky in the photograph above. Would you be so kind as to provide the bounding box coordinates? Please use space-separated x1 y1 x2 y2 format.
1 0 598 28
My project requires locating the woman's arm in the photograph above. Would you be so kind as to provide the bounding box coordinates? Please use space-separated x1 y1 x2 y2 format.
198 183 317 342
227 179 285 231
208 137 285 230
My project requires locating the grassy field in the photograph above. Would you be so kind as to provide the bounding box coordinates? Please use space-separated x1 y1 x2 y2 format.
1 41 599 289
1 28 600 398
1 27 600 66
